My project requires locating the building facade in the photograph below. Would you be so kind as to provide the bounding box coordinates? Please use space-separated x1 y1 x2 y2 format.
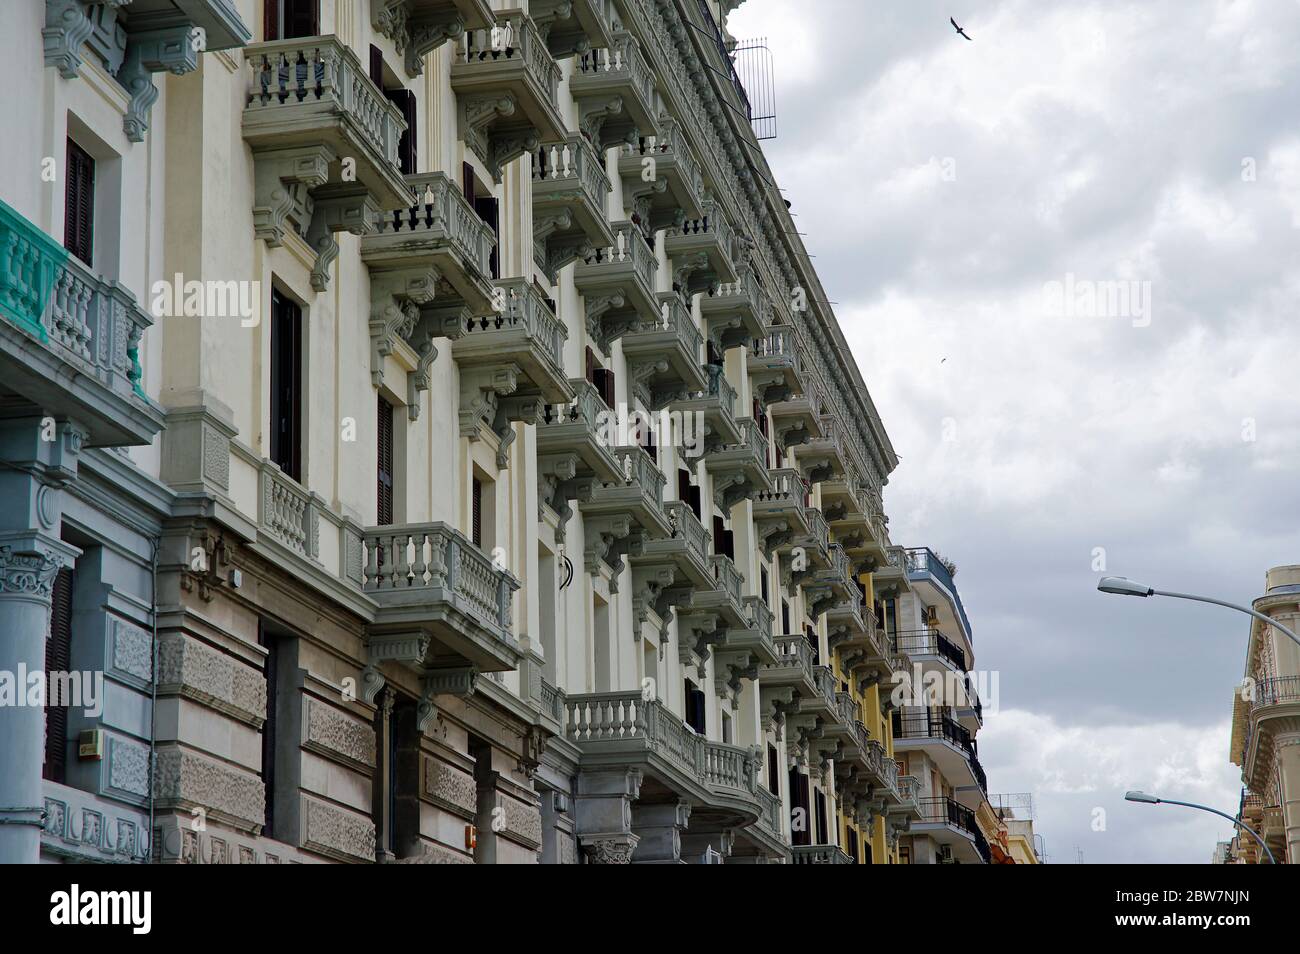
1 0 999 864
1227 564 1300 865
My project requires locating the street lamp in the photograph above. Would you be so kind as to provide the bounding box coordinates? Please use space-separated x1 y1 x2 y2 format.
1097 577 1300 650
1124 791 1276 864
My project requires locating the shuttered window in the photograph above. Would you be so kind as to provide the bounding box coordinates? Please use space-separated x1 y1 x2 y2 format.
684 680 706 734
377 395 394 526
43 567 73 783
64 139 94 267
789 768 811 846
462 161 476 204
474 196 500 279
781 598 790 634
814 789 828 844
264 0 318 40
388 89 417 175
471 477 483 548
766 743 779 795
269 288 303 482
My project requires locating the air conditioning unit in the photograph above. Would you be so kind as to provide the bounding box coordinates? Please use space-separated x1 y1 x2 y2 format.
924 605 939 625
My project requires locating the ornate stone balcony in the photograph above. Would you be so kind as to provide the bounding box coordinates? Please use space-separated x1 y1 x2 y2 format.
574 222 659 352
445 279 571 462
791 844 854 864
563 692 764 837
44 0 251 142
629 500 714 627
451 11 566 180
0 200 163 446
752 467 812 557
704 417 772 509
243 35 414 290
767 367 824 453
671 365 741 454
580 444 671 578
531 135 615 281
537 378 622 524
617 116 706 231
805 543 855 617
821 474 889 569
1242 675 1300 794
748 324 807 405
371 0 494 75
800 411 850 485
357 522 521 678
362 171 496 416
619 293 707 409
569 30 658 150
663 199 739 295
871 544 912 596
700 263 771 352
531 0 614 58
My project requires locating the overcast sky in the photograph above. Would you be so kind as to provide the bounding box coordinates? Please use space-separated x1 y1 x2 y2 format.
729 0 1300 863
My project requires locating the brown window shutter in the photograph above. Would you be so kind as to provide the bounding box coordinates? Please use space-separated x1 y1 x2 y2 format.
377 394 394 526
64 139 94 267
462 161 476 203
471 477 483 548
369 45 385 88
43 566 73 784
677 468 691 502
474 196 500 279
263 0 279 40
585 346 596 383
384 87 418 176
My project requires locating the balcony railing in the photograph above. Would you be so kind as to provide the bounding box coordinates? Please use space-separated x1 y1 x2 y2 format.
532 134 610 216
458 13 562 102
1252 676 1300 711
906 547 973 643
0 200 148 403
894 628 968 672
373 172 496 274
917 796 977 834
791 845 854 864
571 31 657 146
359 522 517 634
563 691 759 797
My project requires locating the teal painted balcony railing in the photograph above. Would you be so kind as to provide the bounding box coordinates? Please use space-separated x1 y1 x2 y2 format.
0 199 148 398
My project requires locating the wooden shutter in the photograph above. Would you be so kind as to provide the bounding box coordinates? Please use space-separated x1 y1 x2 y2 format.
474 196 500 279
677 469 691 503
64 139 94 267
781 598 790 634
263 0 279 40
43 567 73 784
789 767 811 846
760 565 769 605
377 395 394 526
766 743 779 795
687 482 701 520
814 789 827 844
471 477 483 548
269 288 302 481
462 161 476 203
585 346 596 383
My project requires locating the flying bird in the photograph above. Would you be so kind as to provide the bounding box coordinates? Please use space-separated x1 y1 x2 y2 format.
950 17 973 41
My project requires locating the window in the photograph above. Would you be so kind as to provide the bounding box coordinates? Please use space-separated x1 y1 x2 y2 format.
269 288 302 481
781 598 790 634
814 789 828 844
684 679 706 734
43 567 74 783
712 515 734 560
789 768 811 846
846 825 859 862
473 194 500 279
471 477 483 548
263 0 318 40
377 395 394 525
64 139 94 267
721 712 732 744
760 565 769 606
766 743 779 795
370 46 418 175
899 845 911 864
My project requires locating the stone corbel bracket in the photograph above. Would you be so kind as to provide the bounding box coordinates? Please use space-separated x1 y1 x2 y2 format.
372 0 467 76
678 612 724 675
492 393 544 470
583 514 632 582
44 3 215 142
369 269 441 416
416 666 479 735
577 94 633 153
361 631 433 703
456 364 519 441
755 517 791 558
534 208 595 283
306 186 381 291
630 564 675 633
252 146 334 247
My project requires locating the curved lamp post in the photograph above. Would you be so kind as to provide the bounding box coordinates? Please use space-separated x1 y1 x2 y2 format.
1124 791 1276 864
1097 577 1300 650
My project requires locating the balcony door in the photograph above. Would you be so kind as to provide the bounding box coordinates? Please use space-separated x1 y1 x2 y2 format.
264 0 318 40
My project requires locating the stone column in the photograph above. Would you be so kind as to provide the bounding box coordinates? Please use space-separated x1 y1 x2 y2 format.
1279 736 1300 864
0 416 83 863
574 768 641 863
630 800 690 863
